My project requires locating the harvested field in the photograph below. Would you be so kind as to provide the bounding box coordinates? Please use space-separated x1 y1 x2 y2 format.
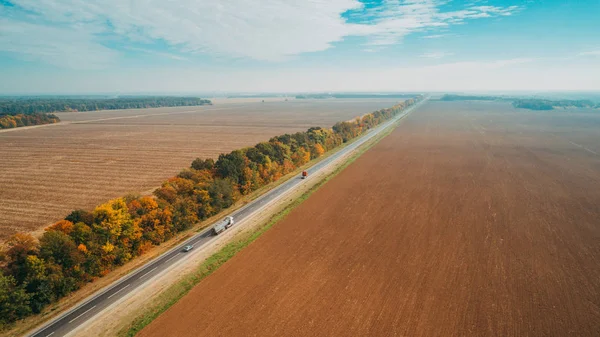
139 100 600 337
0 99 400 240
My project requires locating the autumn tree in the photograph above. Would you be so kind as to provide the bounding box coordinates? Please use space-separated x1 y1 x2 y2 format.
154 184 178 204
93 198 134 244
171 197 198 231
46 220 74 235
270 141 291 164
311 143 325 159
291 146 311 166
5 233 38 283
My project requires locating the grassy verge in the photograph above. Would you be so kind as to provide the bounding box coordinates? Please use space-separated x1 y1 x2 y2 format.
118 113 405 337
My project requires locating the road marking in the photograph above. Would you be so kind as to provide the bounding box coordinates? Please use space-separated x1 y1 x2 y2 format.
139 267 157 279
107 284 131 299
164 254 179 264
68 306 96 323
46 333 54 337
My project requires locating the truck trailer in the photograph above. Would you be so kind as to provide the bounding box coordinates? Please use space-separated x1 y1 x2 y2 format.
212 216 234 235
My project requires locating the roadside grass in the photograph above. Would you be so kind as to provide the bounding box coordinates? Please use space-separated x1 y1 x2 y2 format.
118 112 405 337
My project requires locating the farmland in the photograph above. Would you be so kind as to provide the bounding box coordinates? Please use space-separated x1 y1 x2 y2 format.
139 100 600 336
0 99 400 240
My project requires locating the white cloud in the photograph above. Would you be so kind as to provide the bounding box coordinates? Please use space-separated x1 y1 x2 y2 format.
0 18 117 69
124 47 189 61
2 0 522 68
471 5 521 16
421 51 454 59
9 0 361 62
422 34 447 39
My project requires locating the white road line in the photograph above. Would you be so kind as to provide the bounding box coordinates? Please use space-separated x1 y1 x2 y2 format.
164 254 179 264
139 267 157 279
68 306 96 323
46 333 54 337
107 284 131 299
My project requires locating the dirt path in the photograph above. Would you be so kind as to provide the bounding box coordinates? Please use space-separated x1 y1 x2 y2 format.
139 101 600 337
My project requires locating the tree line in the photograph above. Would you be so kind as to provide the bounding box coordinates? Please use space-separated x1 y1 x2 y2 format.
0 96 212 116
439 94 504 102
0 113 60 129
0 96 421 327
439 94 600 111
512 98 599 110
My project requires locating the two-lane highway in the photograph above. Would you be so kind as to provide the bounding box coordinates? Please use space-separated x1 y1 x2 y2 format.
29 97 427 337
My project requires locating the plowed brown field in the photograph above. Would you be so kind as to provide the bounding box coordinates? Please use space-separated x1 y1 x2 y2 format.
139 101 600 337
0 99 399 240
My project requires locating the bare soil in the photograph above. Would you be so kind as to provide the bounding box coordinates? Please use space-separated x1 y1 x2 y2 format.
0 99 399 240
139 101 600 337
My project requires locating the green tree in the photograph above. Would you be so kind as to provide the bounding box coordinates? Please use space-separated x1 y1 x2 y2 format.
70 222 93 245
39 230 83 272
208 178 236 212
191 158 214 170
0 274 31 326
21 255 54 313
215 150 247 184
245 147 267 164
64 209 94 225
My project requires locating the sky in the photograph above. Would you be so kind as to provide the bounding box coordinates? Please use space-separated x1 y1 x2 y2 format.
0 0 599 94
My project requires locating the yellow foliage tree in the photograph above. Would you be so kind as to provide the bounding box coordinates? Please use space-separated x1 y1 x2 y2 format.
93 198 133 243
101 242 114 254
311 143 325 159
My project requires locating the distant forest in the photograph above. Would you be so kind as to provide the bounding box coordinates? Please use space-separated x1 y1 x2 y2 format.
439 94 508 102
512 99 598 110
439 94 600 111
0 96 212 115
0 96 212 129
296 93 416 99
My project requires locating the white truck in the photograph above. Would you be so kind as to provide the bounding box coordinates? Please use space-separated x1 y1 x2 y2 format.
212 216 234 235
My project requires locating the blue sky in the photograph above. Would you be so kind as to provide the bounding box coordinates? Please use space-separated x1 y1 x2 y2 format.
0 0 599 93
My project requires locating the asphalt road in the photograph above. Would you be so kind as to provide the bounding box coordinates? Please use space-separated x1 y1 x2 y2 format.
29 97 427 337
